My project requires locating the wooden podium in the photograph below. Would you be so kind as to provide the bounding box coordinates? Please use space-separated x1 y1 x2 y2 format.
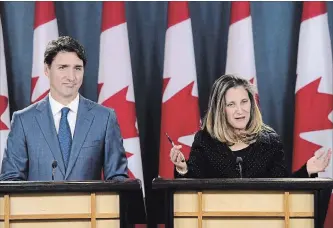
0 179 145 228
152 178 333 228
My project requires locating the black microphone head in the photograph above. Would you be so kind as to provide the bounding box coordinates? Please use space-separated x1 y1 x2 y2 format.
236 157 243 164
52 160 58 168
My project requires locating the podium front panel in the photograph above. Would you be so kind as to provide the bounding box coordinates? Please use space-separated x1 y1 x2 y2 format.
173 190 314 228
289 192 314 213
10 221 92 228
201 191 285 212
0 192 120 228
153 178 333 228
202 218 284 228
10 193 91 215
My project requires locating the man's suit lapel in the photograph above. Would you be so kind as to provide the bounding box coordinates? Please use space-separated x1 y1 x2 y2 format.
35 96 66 176
65 95 95 179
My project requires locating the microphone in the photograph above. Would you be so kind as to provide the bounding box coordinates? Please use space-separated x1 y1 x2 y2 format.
236 157 243 178
52 160 58 181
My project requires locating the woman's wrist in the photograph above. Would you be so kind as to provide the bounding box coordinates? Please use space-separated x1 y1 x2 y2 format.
176 165 188 175
306 162 313 177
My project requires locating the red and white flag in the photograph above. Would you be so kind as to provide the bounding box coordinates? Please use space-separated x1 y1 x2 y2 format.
225 1 259 98
31 1 59 103
158 1 201 178
98 2 144 193
0 17 10 171
293 2 333 228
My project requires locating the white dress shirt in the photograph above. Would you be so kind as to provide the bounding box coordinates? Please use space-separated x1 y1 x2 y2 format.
49 93 79 139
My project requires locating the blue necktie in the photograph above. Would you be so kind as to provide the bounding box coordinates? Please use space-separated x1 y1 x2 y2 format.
58 107 72 169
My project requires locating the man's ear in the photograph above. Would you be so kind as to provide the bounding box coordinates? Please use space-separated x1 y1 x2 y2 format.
44 63 50 79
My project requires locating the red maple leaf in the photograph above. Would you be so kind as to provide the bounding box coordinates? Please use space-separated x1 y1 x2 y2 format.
293 77 333 171
159 78 201 178
31 76 49 103
99 83 138 179
99 83 138 139
0 95 9 130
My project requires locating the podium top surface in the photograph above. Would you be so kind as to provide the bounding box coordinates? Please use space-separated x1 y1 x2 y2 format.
152 178 333 191
0 179 142 193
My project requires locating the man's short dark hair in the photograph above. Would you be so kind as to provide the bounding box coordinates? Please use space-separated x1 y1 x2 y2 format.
44 36 87 67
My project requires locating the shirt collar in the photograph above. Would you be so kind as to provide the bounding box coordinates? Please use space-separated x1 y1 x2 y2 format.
49 93 80 116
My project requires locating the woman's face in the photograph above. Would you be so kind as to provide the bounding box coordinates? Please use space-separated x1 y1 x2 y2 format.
225 86 251 130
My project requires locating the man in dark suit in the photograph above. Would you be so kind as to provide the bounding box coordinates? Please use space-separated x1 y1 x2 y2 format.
0 36 128 181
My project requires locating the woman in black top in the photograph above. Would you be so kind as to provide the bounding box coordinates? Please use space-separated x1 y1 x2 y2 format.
170 74 331 178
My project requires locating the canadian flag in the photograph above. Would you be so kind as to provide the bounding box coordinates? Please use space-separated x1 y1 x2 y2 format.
31 1 59 103
292 2 333 228
0 17 10 171
158 1 201 178
98 2 145 194
225 1 258 98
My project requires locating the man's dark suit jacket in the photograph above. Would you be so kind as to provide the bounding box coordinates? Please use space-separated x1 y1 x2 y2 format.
0 95 128 181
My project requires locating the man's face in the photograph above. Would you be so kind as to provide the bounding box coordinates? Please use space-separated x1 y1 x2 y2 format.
45 51 84 100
